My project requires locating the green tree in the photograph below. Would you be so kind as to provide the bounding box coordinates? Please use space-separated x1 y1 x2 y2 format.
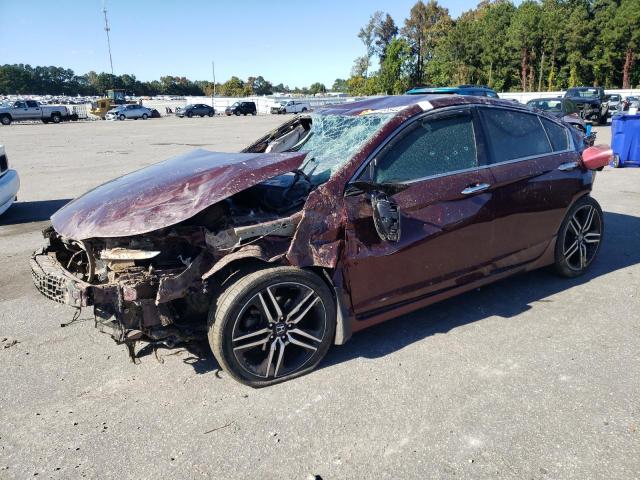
332 78 348 91
358 11 383 77
309 82 327 95
220 76 245 97
402 1 453 85
374 13 399 62
378 38 413 93
611 0 640 88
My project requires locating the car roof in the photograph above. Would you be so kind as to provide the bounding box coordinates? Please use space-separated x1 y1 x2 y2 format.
316 94 522 117
406 85 495 95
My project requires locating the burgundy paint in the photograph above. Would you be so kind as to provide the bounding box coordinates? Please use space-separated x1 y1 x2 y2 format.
51 150 307 239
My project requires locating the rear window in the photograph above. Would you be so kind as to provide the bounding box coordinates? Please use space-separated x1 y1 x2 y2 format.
541 117 570 152
479 108 551 163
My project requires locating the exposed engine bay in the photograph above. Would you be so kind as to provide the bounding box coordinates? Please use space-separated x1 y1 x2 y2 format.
32 116 318 356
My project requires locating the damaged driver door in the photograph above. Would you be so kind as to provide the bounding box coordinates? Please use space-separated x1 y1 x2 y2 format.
343 108 497 319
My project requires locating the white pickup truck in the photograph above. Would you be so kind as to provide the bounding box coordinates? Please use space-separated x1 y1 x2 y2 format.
0 100 76 125
270 100 311 114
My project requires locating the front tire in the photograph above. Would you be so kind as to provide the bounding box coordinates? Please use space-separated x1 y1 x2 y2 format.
0 115 11 126
553 196 604 278
118 114 125 121
208 266 336 387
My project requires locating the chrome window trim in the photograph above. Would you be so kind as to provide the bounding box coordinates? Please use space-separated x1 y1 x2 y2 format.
346 102 578 190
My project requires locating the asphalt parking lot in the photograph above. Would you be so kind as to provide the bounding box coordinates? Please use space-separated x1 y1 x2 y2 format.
0 117 638 479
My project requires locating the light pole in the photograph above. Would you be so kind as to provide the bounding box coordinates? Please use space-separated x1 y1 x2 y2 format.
211 60 216 110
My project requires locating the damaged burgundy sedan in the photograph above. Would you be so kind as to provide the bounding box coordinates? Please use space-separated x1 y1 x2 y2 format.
31 95 612 387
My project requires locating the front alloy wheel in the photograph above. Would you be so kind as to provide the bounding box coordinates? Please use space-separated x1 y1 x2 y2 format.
208 267 335 387
554 196 603 277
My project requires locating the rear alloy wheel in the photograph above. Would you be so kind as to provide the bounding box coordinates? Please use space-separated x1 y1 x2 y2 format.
118 114 126 121
611 154 621 168
553 196 603 278
142 113 148 120
208 111 214 117
51 113 61 123
208 267 335 387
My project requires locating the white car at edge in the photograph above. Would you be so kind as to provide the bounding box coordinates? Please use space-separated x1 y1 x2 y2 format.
0 144 20 215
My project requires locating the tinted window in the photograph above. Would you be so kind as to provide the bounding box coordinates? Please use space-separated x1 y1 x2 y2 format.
375 112 477 183
26 100 38 107
541 117 569 151
562 99 578 114
15 101 26 108
479 108 551 163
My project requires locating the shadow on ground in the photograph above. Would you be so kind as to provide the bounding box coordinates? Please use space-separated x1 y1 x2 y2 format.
0 199 71 226
89 211 640 378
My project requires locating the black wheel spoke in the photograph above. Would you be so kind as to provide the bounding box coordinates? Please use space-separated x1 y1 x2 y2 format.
232 282 326 379
563 204 602 271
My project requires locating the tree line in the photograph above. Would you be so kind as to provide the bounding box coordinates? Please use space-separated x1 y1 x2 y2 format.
338 0 640 96
0 64 329 97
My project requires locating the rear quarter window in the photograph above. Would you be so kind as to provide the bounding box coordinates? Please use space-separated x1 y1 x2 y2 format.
540 117 570 151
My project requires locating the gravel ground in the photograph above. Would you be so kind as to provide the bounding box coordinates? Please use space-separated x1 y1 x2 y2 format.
0 117 638 480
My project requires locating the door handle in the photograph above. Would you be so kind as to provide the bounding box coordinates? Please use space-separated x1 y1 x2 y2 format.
461 183 491 195
557 161 579 171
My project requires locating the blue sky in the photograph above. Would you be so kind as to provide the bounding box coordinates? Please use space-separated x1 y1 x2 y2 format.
2 0 489 87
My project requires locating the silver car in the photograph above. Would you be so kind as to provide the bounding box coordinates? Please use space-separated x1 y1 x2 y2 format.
106 104 152 121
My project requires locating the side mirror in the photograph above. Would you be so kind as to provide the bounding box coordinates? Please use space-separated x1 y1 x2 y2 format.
371 192 401 242
581 145 612 170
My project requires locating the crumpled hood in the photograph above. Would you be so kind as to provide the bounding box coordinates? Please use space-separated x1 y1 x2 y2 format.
51 149 307 239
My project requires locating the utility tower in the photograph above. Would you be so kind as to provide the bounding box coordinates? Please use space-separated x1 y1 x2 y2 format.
103 7 114 76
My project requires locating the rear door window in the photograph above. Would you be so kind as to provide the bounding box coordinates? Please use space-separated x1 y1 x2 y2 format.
26 100 39 108
540 117 570 152
479 108 551 163
374 111 478 183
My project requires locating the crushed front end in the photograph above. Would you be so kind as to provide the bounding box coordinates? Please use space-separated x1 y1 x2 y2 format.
31 225 215 354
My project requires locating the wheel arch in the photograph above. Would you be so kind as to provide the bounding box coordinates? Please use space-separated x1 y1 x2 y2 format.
204 256 352 346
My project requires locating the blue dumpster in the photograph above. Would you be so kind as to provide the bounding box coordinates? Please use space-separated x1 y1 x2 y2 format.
611 114 640 167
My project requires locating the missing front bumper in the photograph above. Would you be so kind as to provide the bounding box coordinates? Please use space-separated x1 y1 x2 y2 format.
30 252 92 307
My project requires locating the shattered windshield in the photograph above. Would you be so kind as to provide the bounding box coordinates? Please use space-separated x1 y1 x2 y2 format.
297 112 395 184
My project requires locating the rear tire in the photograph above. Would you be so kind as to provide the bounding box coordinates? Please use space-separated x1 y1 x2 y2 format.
208 111 214 117
611 154 621 168
208 266 335 387
118 114 125 121
142 113 148 120
553 196 603 278
51 113 61 124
